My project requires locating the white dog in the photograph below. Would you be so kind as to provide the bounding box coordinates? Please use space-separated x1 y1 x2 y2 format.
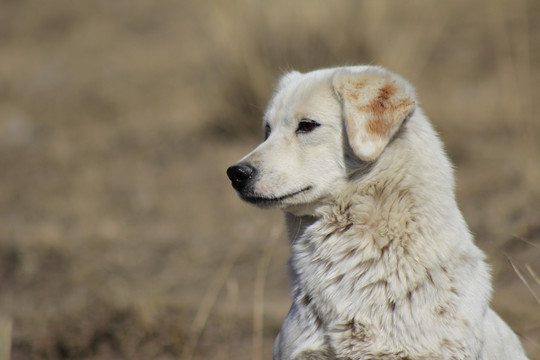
227 66 528 360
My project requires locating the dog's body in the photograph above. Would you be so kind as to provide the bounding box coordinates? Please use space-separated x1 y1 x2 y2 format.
227 66 528 359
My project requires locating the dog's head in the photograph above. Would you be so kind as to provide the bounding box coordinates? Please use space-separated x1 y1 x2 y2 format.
227 66 416 215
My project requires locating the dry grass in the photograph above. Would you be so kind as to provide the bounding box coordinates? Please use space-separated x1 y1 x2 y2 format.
0 316 12 360
0 0 539 359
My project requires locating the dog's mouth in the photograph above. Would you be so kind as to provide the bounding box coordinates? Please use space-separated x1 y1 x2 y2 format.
241 186 313 207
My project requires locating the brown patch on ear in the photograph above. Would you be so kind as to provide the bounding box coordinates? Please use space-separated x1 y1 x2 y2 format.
365 84 398 135
333 68 416 161
365 84 415 137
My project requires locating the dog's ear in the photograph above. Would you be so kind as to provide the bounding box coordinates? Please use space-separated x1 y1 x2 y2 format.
332 68 416 161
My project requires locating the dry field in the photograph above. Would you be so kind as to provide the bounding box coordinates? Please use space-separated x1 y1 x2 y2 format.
0 1 539 359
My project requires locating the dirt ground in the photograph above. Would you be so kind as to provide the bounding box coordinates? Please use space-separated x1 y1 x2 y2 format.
0 1 539 359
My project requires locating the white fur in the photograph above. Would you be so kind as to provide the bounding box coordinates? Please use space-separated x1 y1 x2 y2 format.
228 66 529 359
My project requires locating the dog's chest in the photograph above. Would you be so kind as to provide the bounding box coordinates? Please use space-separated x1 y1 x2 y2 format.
288 218 479 358
290 219 398 322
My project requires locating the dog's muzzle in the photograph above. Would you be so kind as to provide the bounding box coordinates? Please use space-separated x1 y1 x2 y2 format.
227 164 256 192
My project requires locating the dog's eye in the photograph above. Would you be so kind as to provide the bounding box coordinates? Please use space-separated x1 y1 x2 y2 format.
296 119 320 134
264 124 271 140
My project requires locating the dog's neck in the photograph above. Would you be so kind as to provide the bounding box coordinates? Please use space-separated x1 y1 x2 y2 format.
285 113 466 249
283 163 490 341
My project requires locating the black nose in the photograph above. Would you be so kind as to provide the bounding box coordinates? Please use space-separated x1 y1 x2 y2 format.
227 164 255 192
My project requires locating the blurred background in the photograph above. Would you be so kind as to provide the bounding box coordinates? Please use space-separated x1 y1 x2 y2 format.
0 1 539 359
